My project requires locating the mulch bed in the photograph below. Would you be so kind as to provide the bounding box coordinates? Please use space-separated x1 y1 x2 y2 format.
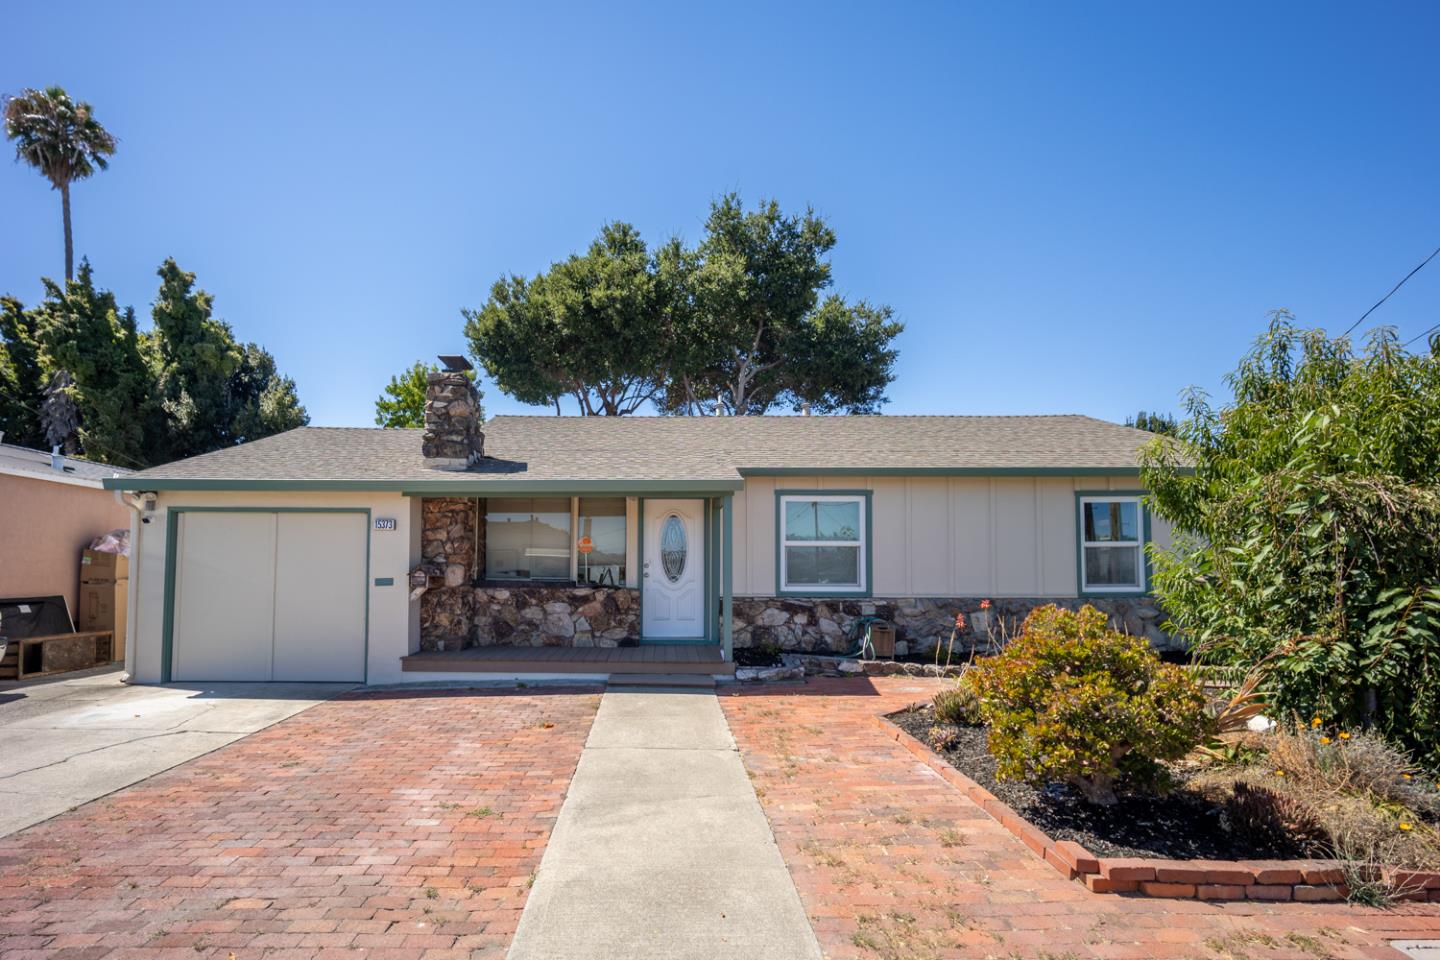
733 646 784 667
892 704 1303 861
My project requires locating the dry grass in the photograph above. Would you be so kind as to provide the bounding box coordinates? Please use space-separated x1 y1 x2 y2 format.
1195 726 1440 891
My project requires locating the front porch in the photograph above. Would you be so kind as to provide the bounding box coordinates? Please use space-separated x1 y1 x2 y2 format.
400 642 734 677
413 489 737 667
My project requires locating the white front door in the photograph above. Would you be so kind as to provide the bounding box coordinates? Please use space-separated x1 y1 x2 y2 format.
642 499 705 639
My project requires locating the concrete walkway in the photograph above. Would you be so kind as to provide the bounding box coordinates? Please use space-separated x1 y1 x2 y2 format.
508 685 823 960
0 667 349 837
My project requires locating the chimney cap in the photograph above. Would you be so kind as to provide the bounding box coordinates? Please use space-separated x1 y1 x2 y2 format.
437 354 473 373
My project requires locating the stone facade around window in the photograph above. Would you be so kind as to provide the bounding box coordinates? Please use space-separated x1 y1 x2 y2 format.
730 595 1178 654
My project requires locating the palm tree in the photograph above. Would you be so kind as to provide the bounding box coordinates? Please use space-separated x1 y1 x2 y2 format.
3 87 117 280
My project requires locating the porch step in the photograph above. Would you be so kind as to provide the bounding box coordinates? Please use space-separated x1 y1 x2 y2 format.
606 674 717 689
399 644 734 678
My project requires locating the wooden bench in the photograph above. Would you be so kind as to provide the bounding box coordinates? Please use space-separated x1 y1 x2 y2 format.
0 631 114 681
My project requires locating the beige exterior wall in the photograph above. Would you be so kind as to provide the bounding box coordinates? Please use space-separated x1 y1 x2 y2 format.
731 474 1173 598
0 473 133 619
127 490 422 685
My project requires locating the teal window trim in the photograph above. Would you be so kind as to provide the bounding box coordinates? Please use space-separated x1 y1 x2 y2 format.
1074 490 1151 598
160 506 372 684
773 489 873 599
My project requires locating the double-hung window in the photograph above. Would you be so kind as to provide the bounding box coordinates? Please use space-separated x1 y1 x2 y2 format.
779 494 867 593
1078 495 1145 593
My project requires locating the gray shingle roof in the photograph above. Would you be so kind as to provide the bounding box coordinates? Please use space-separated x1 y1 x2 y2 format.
115 415 1160 487
0 442 135 486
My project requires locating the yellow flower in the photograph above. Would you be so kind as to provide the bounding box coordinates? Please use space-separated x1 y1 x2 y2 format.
1338 731 1351 740
1311 716 1323 728
1399 822 1413 831
1403 773 1413 781
1319 736 1332 745
1275 769 1286 777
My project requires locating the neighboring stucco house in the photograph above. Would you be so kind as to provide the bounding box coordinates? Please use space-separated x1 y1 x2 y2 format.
1 441 134 619
104 366 1175 685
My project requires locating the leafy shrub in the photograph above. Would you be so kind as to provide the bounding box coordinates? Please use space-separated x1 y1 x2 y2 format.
1142 316 1440 764
931 680 982 727
965 604 1210 805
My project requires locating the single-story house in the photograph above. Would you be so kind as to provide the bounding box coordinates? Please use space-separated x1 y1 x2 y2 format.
104 364 1176 685
1 440 133 620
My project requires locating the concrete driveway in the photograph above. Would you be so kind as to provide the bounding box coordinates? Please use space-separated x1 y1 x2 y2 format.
0 665 350 837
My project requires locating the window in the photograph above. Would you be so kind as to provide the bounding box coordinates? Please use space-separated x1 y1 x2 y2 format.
1079 495 1145 592
577 497 626 586
485 497 572 580
779 494 867 593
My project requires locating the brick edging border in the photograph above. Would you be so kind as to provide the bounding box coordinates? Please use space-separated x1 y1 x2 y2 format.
876 713 1440 903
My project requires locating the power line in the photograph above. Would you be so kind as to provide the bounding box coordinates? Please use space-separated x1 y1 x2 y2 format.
1402 321 1440 349
1341 244 1440 339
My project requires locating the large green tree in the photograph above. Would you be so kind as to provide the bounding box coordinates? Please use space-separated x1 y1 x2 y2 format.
3 86 117 281
31 260 154 466
0 296 46 447
464 223 678 414
1 259 306 465
1141 313 1440 763
375 360 481 428
148 259 306 456
464 196 903 415
667 195 902 415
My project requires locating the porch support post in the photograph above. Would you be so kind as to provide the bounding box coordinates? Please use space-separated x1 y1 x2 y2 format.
721 493 733 662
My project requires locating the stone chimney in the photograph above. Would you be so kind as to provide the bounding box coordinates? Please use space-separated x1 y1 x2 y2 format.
422 355 484 471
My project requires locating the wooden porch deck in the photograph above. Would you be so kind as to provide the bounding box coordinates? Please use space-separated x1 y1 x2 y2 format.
400 644 733 677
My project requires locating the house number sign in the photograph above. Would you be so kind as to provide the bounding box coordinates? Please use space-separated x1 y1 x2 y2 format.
374 517 397 531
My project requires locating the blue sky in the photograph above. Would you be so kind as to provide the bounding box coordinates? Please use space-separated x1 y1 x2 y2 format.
4 1 1438 427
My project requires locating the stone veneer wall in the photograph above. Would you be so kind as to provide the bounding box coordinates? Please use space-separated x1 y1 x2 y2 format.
421 370 484 467
474 585 639 647
419 497 477 651
731 596 1179 654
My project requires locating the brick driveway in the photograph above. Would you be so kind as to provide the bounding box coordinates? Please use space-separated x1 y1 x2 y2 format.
721 677 1440 960
0 686 600 960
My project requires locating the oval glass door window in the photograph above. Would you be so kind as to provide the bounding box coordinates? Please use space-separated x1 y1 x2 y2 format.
660 515 687 582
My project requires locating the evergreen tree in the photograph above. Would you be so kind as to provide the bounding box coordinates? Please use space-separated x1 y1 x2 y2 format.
1125 410 1177 436
148 259 308 456
32 260 153 466
0 296 45 447
228 341 308 442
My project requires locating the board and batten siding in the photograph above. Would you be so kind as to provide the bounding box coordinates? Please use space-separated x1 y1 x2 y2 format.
731 475 1173 598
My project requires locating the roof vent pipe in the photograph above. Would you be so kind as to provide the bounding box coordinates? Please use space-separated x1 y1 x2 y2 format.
50 445 64 471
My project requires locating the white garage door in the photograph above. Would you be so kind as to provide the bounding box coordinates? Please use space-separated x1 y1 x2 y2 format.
171 511 367 682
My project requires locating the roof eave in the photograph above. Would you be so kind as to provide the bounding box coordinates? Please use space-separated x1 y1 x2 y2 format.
736 466 1156 477
103 477 746 495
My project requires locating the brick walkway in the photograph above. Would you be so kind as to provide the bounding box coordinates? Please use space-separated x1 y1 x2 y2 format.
720 677 1440 960
0 686 601 960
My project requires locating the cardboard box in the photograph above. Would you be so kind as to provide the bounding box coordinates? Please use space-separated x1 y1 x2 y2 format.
78 580 126 660
80 549 128 582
